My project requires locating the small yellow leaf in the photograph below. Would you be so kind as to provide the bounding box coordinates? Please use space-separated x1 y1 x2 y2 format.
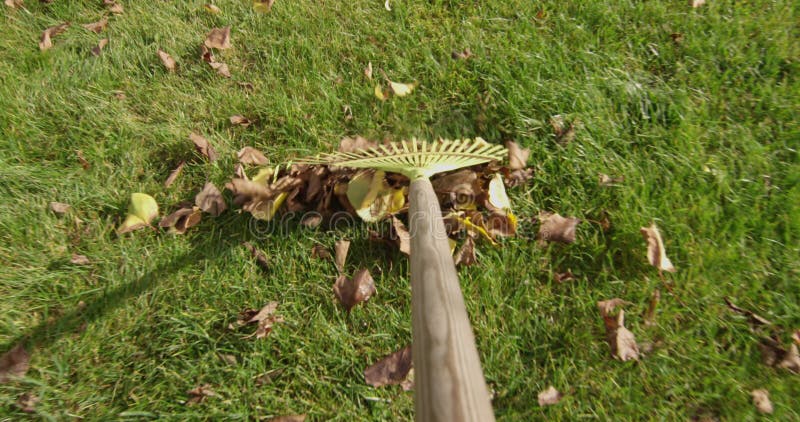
118 193 158 233
487 174 512 210
374 84 387 101
389 81 416 97
204 4 221 14
253 0 275 13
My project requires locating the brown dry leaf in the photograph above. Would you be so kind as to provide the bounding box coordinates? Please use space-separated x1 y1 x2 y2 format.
267 416 306 422
164 161 185 188
203 4 221 14
690 0 705 7
506 141 530 170
537 212 580 244
644 289 660 326
157 49 176 72
598 173 625 186
364 346 413 388
301 213 322 228
339 136 377 153
777 343 800 373
537 386 562 406
238 147 269 165
70 253 90 265
364 61 372 80
311 244 331 259
723 297 772 326
39 22 69 51
0 344 30 383
218 353 237 365
451 48 473 60
554 270 575 283
195 182 227 216
243 242 269 271
15 392 38 413
597 298 630 318
5 0 24 9
550 115 576 145
334 268 376 311
186 384 216 406
454 236 476 267
189 132 218 161
640 223 676 273
91 38 108 56
391 216 411 255
204 27 231 50
105 1 123 14
76 150 90 169
159 206 202 234
209 61 231 78
604 310 639 361
239 302 283 339
751 389 773 414
82 17 107 33
50 201 71 215
334 239 350 275
793 330 800 345
230 115 252 127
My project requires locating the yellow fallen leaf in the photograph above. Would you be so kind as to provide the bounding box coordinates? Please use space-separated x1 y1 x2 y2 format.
374 84 387 101
389 81 416 97
254 0 275 13
204 4 221 14
118 193 159 234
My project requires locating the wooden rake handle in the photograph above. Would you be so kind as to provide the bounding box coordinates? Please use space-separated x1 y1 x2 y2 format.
408 178 495 422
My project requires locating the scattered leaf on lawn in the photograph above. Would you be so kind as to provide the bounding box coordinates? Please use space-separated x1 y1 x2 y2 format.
554 270 575 283
384 0 391 11
39 22 70 51
451 48 473 60
195 182 227 216
157 49 176 72
209 61 231 77
389 81 416 97
537 212 580 243
487 173 512 211
374 84 388 101
82 17 108 33
189 132 218 161
334 268 376 311
597 298 630 318
723 297 772 326
603 309 639 361
15 392 38 413
793 330 800 345
186 384 216 406
238 147 269 165
339 136 377 153
598 173 625 186
454 236 476 266
91 38 108 56
118 193 159 234
334 239 350 274
777 343 800 373
391 216 411 255
301 213 322 228
105 0 123 14
218 353 237 365
364 61 372 79
5 0 24 9
204 27 231 50
751 389 773 414
346 170 405 222
644 289 660 326
537 386 562 406
164 161 185 188
76 150 90 169
640 223 676 273
690 0 705 7
50 201 71 215
230 115 252 127
267 416 306 422
159 206 202 234
70 254 90 265
0 344 30 383
203 4 221 14
506 141 530 170
243 241 269 271
311 244 331 259
364 346 413 388
551 115 576 145
239 302 283 339
253 0 275 13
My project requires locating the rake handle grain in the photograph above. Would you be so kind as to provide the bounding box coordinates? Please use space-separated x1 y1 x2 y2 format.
408 178 495 422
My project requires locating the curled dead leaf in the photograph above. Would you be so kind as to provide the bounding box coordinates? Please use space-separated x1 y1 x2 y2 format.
334 268 376 311
189 132 218 161
39 22 70 51
105 0 123 14
186 384 216 406
723 297 772 326
0 344 30 383
118 193 159 234
537 212 580 244
5 0 24 9
254 0 276 13
238 147 269 165
334 239 350 275
751 389 773 414
15 392 39 413
91 38 108 56
230 115 252 127
454 236 476 266
451 48 473 60
164 161 185 188
506 141 530 170
70 253 90 265
195 183 227 216
537 386 562 406
311 244 331 259
391 216 411 255
203 4 221 14
364 61 372 79
243 242 269 271
644 289 660 326
598 173 625 186
204 27 231 50
159 206 202 234
209 61 231 78
640 223 676 273
553 270 575 283
50 201 71 215
550 115 577 145
82 17 108 33
237 302 283 339
605 310 639 361
157 49 177 72
364 346 413 388
597 298 630 318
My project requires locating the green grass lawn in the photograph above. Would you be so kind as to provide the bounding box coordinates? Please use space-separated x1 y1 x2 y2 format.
1 0 798 419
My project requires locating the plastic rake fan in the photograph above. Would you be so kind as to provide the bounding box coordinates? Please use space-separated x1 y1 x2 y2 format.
300 138 506 422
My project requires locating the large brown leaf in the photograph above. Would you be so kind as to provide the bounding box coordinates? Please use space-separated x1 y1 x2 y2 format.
237 302 283 339
157 49 177 72
204 27 231 50
82 17 108 33
0 344 30 383
334 269 376 311
159 206 202 234
334 239 350 275
537 212 580 243
364 346 413 388
238 147 269 165
39 22 70 51
195 182 227 216
190 132 218 161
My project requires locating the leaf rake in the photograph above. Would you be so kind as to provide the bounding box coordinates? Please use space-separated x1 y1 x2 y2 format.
300 138 505 422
